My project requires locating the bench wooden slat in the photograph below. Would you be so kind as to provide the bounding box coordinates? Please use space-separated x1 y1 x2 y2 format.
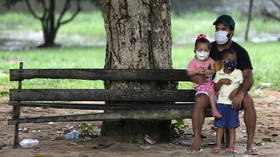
10 69 190 81
8 101 194 110
8 109 194 125
10 89 195 102
8 108 212 125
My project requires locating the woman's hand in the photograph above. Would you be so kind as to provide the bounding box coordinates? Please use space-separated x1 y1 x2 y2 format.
229 88 239 101
232 91 245 109
190 75 208 84
219 78 232 85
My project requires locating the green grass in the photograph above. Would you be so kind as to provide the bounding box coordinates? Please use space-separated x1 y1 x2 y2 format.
0 42 279 97
244 42 280 90
1 11 280 44
0 12 40 30
61 12 106 38
0 11 279 97
0 47 106 96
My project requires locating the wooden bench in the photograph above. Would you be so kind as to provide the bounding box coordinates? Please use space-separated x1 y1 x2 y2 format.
8 62 211 148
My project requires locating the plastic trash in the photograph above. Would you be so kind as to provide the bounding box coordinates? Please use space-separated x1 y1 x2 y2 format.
65 130 80 140
19 127 29 133
58 126 74 133
19 139 39 148
207 141 216 146
144 134 156 144
179 140 192 146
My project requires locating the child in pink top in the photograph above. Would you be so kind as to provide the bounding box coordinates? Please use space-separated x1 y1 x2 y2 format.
187 34 222 118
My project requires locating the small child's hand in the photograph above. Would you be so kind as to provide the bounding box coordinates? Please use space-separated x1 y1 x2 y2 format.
220 78 232 85
204 69 213 76
197 67 206 75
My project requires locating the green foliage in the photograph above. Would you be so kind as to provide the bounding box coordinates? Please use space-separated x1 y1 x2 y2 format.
78 123 96 138
0 12 40 30
171 119 187 137
172 119 185 128
3 0 23 9
60 12 105 37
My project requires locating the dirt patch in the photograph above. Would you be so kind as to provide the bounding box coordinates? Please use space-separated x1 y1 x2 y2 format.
0 89 280 157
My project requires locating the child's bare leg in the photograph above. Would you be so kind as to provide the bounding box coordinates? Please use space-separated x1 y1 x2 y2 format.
227 128 236 149
209 89 222 118
216 127 224 148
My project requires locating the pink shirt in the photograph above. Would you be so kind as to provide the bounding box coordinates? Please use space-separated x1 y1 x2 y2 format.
187 57 215 88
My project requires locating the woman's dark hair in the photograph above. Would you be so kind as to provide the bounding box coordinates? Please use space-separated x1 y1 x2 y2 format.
194 34 211 51
221 48 236 59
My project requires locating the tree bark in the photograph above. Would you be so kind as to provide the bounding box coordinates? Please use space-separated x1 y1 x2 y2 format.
101 0 175 143
245 0 253 41
43 0 57 47
262 0 280 22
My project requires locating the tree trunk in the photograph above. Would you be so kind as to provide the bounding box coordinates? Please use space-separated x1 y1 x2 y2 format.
39 0 58 47
101 0 175 143
23 0 81 48
245 0 253 41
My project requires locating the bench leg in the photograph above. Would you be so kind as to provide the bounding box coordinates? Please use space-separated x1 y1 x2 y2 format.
12 106 20 148
13 62 23 148
13 124 19 148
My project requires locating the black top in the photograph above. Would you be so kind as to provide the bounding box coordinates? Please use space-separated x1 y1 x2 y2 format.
210 41 253 71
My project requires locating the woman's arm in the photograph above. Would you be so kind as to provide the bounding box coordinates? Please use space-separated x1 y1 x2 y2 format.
214 80 223 92
187 68 205 77
187 71 198 77
214 79 232 92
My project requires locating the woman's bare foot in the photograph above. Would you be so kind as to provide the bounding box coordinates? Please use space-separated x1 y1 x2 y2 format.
245 147 258 155
187 138 202 152
187 147 203 153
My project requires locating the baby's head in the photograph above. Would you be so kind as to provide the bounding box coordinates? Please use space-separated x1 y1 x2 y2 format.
194 34 211 61
221 48 237 70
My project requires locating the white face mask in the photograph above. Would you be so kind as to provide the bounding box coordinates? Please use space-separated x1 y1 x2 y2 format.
215 30 229 45
196 51 209 61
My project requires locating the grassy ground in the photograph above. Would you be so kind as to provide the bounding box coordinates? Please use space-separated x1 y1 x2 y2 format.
0 11 279 97
0 42 279 97
1 11 280 43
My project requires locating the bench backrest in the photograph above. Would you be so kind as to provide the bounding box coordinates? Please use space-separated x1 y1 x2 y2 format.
9 68 195 102
10 69 190 81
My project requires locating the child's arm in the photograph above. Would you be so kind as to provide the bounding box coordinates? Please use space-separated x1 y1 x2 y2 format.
210 63 216 75
214 79 232 92
187 68 205 77
206 63 216 76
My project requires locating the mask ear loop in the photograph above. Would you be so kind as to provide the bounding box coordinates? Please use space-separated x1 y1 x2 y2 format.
220 32 231 45
226 30 234 42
